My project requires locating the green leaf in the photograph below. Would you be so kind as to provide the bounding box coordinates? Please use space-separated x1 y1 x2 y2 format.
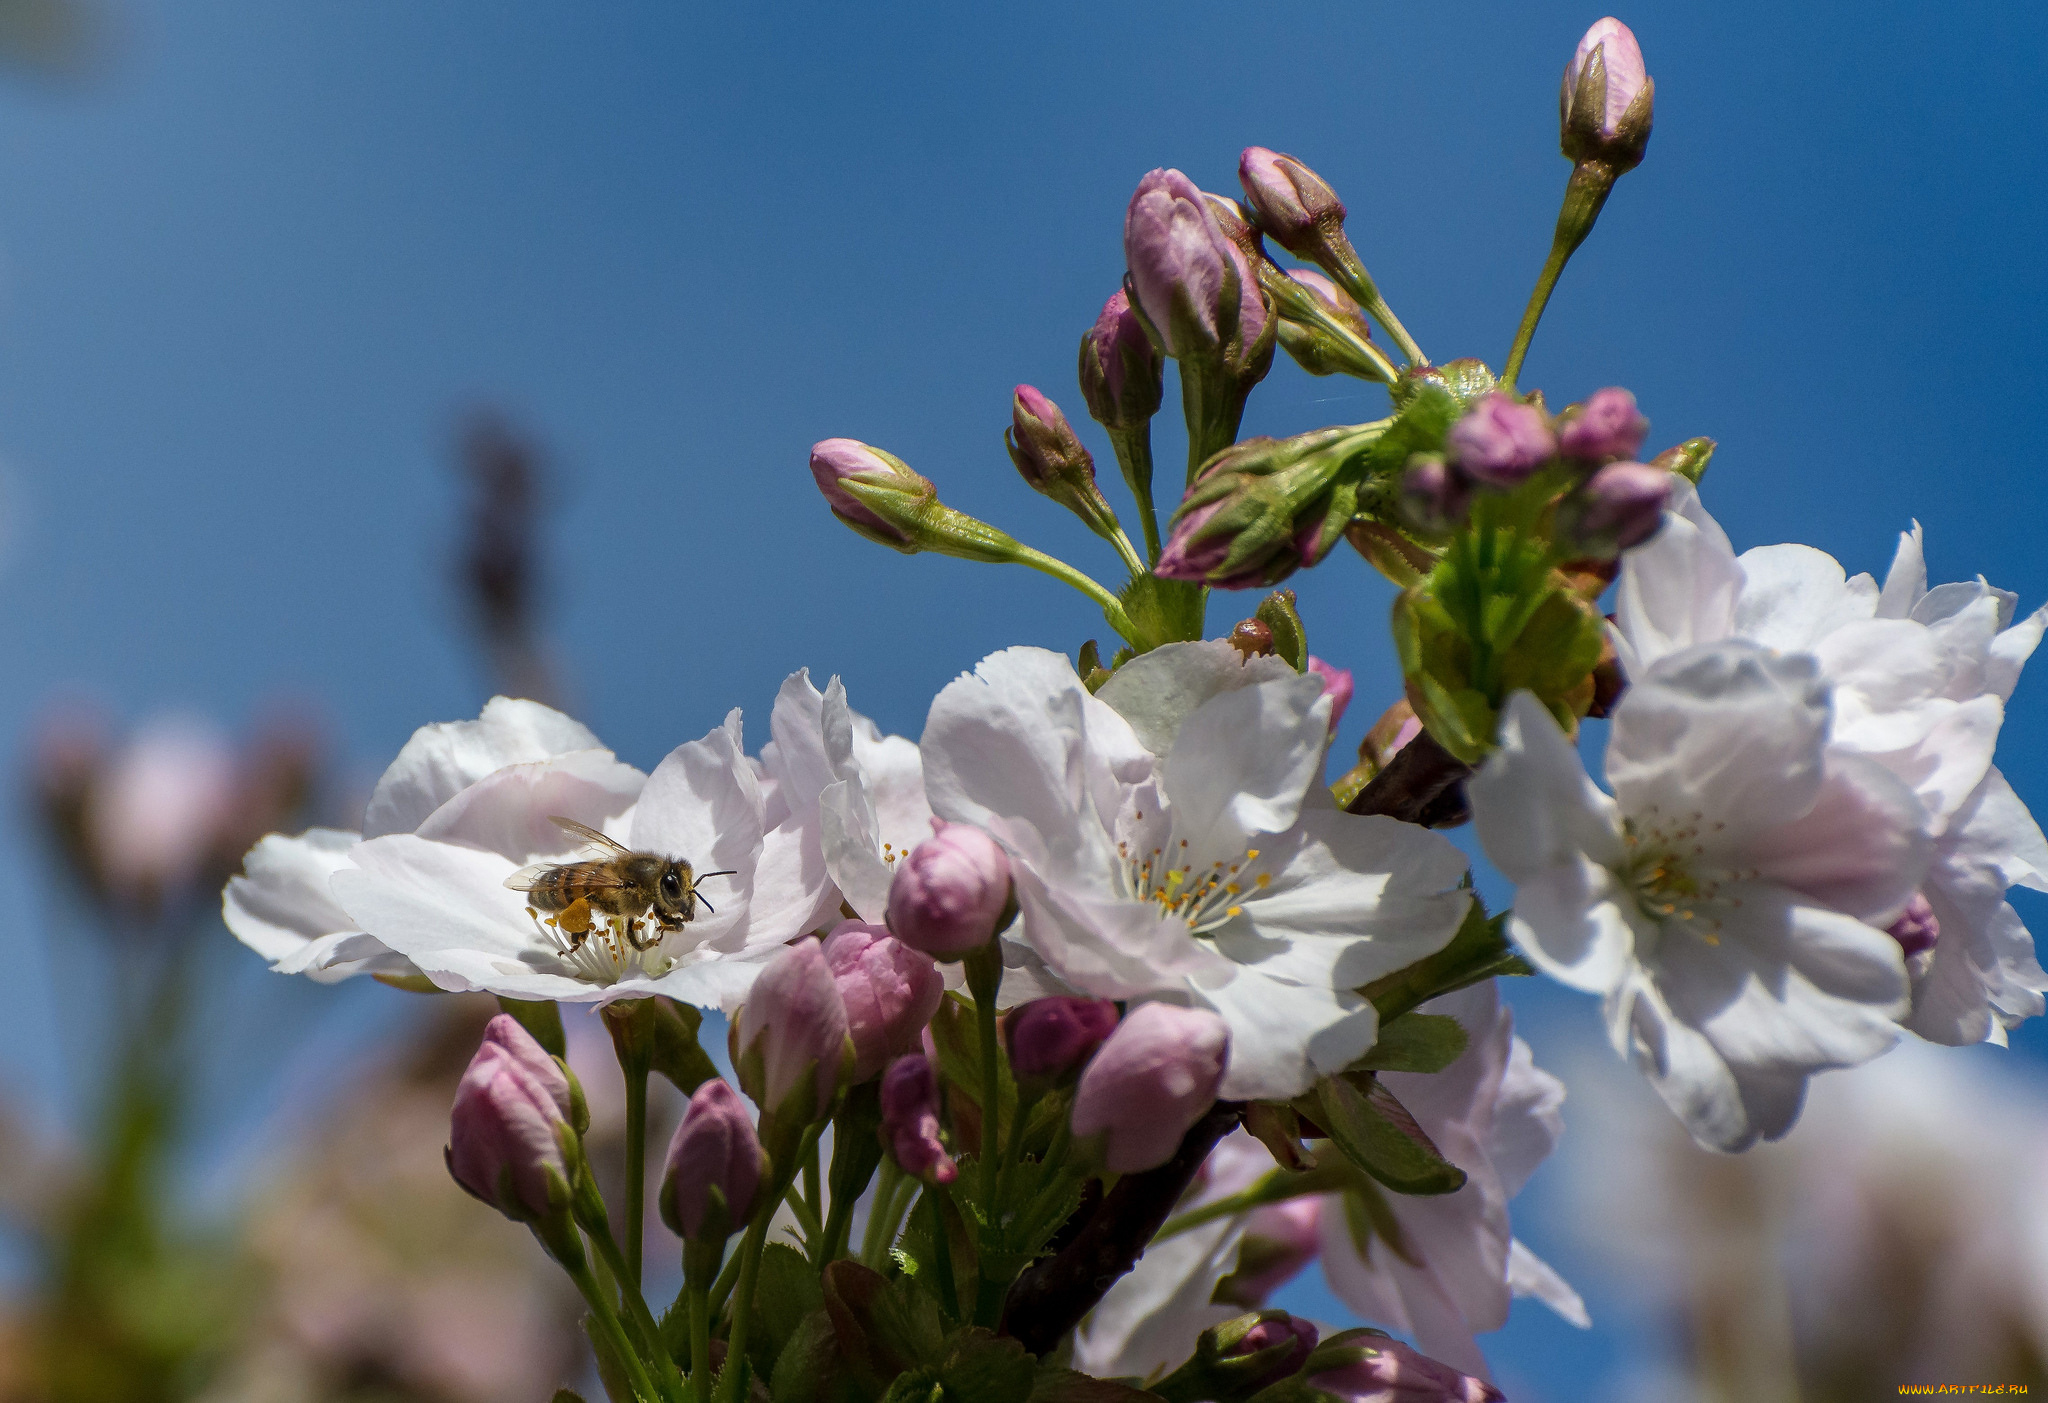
1027 1370 1162 1402
1253 589 1306 670
552 1392 590 1403
823 1260 949 1388
1311 1073 1466 1196
646 996 721 1093
751 1243 827 1379
1349 1013 1468 1074
878 1375 945 1403
1361 900 1529 1025
770 1309 863 1403
934 1328 1037 1403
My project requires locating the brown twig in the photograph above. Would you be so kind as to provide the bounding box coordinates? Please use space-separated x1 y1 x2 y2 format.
999 1102 1244 1357
1344 728 1472 827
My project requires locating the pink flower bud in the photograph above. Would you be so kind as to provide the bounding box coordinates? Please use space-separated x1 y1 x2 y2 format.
1124 169 1237 359
1287 269 1374 343
737 938 852 1124
88 717 239 904
1557 386 1649 463
886 821 1014 958
1008 386 1096 493
1071 1003 1229 1173
1006 997 1120 1090
879 1054 956 1184
479 1012 573 1120
1306 658 1354 730
447 1026 575 1222
1558 461 1672 556
1238 147 1346 257
810 438 935 550
823 920 945 1082
1078 289 1164 431
1311 1338 1503 1402
1229 1314 1319 1379
1888 892 1941 959
1399 456 1470 534
1561 17 1653 171
1446 394 1557 488
660 1078 765 1243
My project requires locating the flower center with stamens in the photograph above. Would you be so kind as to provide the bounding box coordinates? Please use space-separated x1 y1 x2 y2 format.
1115 834 1273 931
531 910 678 984
1617 808 1745 943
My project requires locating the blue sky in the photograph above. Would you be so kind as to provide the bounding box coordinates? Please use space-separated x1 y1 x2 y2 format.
0 2 2043 1396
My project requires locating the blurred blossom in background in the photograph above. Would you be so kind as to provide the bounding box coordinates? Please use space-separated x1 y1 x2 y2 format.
0 1 2036 1400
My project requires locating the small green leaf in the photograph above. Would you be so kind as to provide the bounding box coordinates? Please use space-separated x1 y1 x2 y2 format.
1027 1370 1161 1402
1253 589 1306 670
1311 1073 1466 1196
1350 1013 1468 1074
551 1391 590 1403
935 1328 1037 1403
823 1260 949 1386
770 1309 861 1403
751 1243 826 1379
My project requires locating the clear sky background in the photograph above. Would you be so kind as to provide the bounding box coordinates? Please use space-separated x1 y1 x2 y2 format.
0 2 2042 1398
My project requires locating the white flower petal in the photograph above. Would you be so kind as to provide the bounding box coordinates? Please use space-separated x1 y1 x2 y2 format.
1875 521 1926 618
1196 968 1377 1101
414 749 645 864
1608 642 1829 829
362 697 600 839
629 710 763 949
223 826 365 965
1071 1213 1244 1382
1096 639 1297 756
820 777 892 923
1470 692 1624 881
1489 1035 1566 1200
1747 751 1931 923
333 834 566 993
1506 1239 1589 1328
1989 601 2048 703
1161 675 1330 856
1733 544 1878 652
1606 970 1752 1152
1611 479 1742 673
1504 863 1641 995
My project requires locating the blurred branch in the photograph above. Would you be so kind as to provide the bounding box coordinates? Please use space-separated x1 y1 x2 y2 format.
454 410 564 708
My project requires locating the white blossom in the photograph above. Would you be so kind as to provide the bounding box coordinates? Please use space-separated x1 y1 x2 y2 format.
1470 641 1926 1150
1613 485 2048 1044
921 643 1471 1101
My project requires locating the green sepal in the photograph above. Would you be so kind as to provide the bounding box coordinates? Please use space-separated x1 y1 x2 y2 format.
552 1392 591 1403
1347 1013 1468 1074
1028 1370 1163 1401
1653 435 1716 485
1253 590 1306 670
822 1260 951 1393
1306 1073 1466 1197
1360 899 1529 1026
1117 574 1208 653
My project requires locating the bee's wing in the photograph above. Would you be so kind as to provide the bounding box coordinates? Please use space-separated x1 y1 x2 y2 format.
550 815 632 856
505 863 558 892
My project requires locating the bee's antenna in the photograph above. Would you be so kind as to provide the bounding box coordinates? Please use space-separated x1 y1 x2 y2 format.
698 870 738 881
696 893 717 913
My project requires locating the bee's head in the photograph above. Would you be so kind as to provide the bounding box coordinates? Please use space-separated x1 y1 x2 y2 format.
654 860 694 922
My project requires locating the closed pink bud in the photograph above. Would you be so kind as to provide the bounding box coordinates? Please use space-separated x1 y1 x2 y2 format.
824 920 946 1081
1071 1003 1229 1173
1558 461 1672 556
1229 1314 1319 1379
1888 892 1941 959
1446 394 1557 488
1006 997 1120 1090
1124 168 1237 359
479 1013 573 1120
1310 1338 1503 1402
737 938 852 1124
1078 289 1164 431
1561 17 1653 171
810 438 935 550
1399 456 1470 535
1306 658 1354 730
660 1078 765 1243
1557 386 1649 463
1238 147 1346 256
447 1032 574 1222
886 820 1014 958
879 1054 956 1184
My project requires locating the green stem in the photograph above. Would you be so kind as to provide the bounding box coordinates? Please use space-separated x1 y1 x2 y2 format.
1010 545 1139 643
625 1061 648 1288
688 1286 712 1403
567 1254 666 1403
1106 525 1150 581
1501 161 1617 391
706 1244 744 1326
820 1176 858 1266
802 1135 822 1225
784 1179 824 1249
1109 425 1162 563
922 1186 960 1320
1324 241 1426 367
860 1160 905 1265
715 1216 772 1403
588 1222 688 1400
1155 1163 1352 1242
962 948 1004 1215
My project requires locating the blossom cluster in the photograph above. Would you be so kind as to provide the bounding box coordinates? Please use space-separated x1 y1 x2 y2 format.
214 14 2044 1402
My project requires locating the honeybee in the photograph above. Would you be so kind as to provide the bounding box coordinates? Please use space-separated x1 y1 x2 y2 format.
505 816 734 954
